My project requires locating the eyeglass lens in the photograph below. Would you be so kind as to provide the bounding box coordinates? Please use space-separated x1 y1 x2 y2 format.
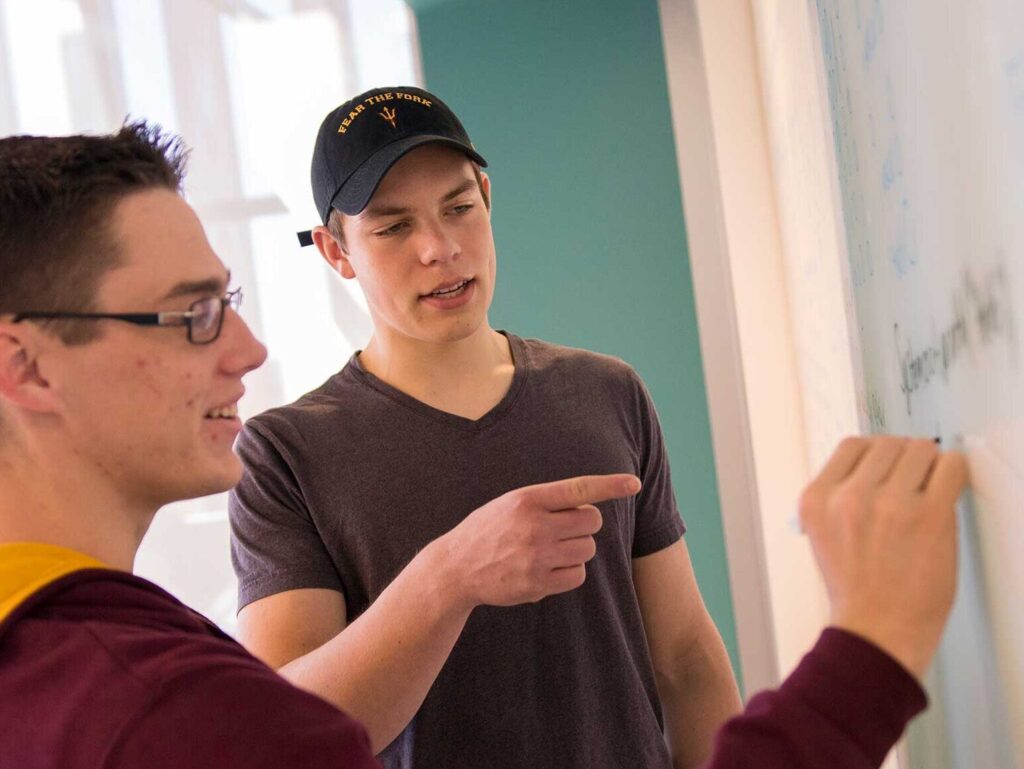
190 296 222 343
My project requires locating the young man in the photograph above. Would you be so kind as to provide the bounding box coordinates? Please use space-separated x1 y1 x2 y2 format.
0 121 970 769
227 85 724 768
0 123 376 768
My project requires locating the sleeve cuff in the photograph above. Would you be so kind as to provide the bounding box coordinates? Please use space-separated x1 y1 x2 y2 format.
779 627 928 764
631 514 685 558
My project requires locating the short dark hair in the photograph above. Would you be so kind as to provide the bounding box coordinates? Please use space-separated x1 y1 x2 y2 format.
327 161 490 251
0 120 189 344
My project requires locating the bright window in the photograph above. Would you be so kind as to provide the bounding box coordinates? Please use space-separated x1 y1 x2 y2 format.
1 0 419 633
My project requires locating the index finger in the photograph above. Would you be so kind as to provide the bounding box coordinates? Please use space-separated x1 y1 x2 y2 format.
528 474 641 511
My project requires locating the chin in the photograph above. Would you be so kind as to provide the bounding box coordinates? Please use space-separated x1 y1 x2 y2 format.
185 457 244 499
214 457 246 492
428 316 488 344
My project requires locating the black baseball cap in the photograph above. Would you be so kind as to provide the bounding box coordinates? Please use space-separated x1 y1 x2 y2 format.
297 85 487 247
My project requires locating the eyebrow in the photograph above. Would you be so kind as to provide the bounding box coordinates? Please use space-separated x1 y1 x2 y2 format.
160 270 231 301
360 179 478 220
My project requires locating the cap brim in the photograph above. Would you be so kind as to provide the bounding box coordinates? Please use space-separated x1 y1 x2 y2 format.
330 135 488 216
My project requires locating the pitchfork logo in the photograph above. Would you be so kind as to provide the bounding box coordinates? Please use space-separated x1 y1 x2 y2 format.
379 107 397 128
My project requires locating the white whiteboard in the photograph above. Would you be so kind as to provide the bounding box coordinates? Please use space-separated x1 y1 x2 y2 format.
811 1 1024 767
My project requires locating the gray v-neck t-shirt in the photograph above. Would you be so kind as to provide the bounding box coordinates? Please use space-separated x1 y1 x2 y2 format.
229 333 686 768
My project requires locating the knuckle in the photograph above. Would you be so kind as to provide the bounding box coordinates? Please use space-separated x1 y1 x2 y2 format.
559 565 586 592
838 435 865 453
500 492 526 520
504 486 525 505
572 565 587 588
522 571 543 600
797 486 825 524
575 505 601 534
886 435 911 452
524 522 545 548
827 485 865 516
568 477 588 503
873 490 905 518
527 584 546 603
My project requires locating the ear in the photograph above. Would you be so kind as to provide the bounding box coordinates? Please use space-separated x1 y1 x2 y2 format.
479 171 492 214
312 224 357 280
0 323 58 414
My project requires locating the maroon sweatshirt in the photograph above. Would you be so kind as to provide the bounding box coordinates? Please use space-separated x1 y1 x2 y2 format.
0 565 381 769
0 554 925 768
708 627 927 768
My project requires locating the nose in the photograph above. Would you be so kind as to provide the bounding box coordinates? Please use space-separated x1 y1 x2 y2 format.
416 218 460 266
219 306 268 376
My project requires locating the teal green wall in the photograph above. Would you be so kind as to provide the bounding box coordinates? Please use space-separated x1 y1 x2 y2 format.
407 0 740 680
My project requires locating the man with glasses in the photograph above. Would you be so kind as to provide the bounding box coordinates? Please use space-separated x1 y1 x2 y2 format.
0 123 379 768
0 122 972 769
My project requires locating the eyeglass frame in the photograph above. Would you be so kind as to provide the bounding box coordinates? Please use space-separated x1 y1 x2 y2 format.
10 288 243 345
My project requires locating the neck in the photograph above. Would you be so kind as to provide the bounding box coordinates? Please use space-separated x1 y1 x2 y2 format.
359 324 514 418
361 324 511 388
0 438 151 571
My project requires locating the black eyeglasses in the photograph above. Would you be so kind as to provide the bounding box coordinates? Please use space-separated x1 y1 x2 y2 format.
12 288 243 345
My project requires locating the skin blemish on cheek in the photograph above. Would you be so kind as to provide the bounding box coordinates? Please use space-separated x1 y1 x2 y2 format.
136 359 146 369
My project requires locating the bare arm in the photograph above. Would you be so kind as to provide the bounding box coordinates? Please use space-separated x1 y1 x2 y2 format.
634 538 742 769
239 539 471 754
238 473 641 753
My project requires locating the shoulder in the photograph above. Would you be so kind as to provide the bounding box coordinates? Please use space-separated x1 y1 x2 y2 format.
515 334 642 387
99 619 377 768
0 571 338 767
238 364 372 462
245 368 349 437
58 575 376 767
512 335 650 412
46 571 252 686
511 335 663 435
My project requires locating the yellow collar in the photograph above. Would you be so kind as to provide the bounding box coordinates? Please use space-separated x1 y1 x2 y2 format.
0 542 108 623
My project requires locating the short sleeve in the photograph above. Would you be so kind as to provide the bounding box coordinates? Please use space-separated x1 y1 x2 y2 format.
229 420 344 611
628 370 686 558
106 663 381 769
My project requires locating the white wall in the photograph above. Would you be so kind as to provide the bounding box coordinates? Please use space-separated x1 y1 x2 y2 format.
659 0 900 764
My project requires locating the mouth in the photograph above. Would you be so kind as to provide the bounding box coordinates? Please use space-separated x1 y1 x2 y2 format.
423 278 473 299
204 401 240 420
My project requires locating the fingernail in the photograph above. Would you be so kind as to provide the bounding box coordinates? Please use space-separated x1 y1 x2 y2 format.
624 477 641 494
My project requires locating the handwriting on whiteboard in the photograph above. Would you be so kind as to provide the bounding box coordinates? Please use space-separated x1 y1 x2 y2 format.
895 261 1017 414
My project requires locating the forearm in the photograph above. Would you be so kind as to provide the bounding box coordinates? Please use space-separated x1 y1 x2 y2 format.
279 537 473 753
660 631 743 769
